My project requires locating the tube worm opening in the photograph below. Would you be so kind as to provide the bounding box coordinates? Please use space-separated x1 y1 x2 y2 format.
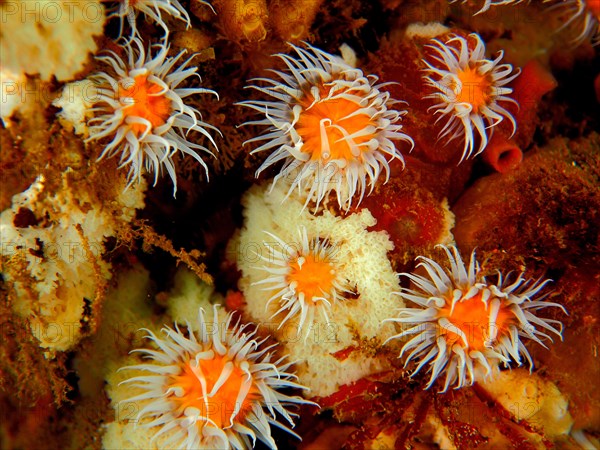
483 134 523 173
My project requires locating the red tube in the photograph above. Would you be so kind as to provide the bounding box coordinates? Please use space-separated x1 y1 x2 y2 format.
482 133 523 173
511 60 558 121
481 60 555 173
509 60 558 148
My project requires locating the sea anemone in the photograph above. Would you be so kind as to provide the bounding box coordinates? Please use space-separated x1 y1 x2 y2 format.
87 38 219 195
110 0 213 38
240 42 414 211
231 181 401 397
552 0 600 46
253 227 354 340
422 33 520 162
384 245 566 392
119 305 311 449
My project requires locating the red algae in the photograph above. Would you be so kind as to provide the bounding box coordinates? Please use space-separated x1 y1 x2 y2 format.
313 371 401 423
362 177 454 266
225 289 246 310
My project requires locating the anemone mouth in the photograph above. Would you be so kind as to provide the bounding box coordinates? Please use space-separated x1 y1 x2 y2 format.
239 42 414 211
119 74 172 135
450 65 493 113
167 353 260 430
422 33 520 162
118 305 312 449
286 252 337 301
436 291 517 352
295 84 378 164
384 245 566 392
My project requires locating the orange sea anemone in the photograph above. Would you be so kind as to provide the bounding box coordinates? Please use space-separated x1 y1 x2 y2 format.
384 245 566 392
86 38 220 195
422 33 520 162
253 227 354 339
119 306 311 449
239 43 414 211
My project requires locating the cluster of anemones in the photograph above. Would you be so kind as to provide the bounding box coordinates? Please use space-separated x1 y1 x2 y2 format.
85 8 524 203
119 306 311 449
240 37 520 205
55 2 573 443
384 245 566 392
